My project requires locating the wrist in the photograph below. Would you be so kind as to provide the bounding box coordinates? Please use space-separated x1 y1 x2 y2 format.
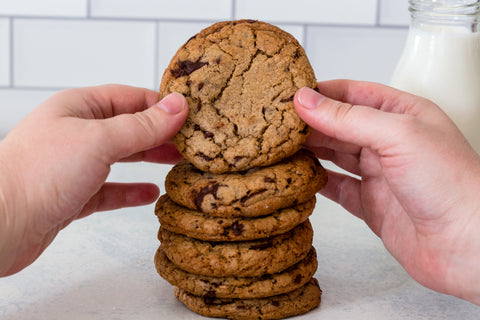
0 153 12 275
445 209 480 305
0 147 22 277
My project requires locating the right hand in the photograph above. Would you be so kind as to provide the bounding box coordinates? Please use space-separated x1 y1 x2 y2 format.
294 79 480 305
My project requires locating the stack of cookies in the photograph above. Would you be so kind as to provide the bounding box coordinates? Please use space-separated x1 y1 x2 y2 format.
153 20 327 319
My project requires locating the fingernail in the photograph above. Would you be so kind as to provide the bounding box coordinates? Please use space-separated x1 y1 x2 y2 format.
298 87 325 110
157 92 186 114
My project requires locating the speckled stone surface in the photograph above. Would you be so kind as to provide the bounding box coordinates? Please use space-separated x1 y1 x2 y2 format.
1 163 478 320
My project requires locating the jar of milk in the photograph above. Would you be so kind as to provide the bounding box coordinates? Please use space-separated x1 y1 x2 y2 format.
391 0 480 152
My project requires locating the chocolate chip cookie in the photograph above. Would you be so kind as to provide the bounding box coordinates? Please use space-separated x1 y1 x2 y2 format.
155 247 317 299
159 220 313 277
175 278 322 320
165 149 327 217
155 194 315 241
159 20 317 173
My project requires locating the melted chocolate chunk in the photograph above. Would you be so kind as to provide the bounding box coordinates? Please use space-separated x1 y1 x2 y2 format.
233 156 244 164
280 96 294 103
300 124 310 134
240 189 267 206
249 240 273 250
204 131 214 139
294 274 303 284
264 177 275 183
197 152 214 161
194 182 221 210
203 290 217 305
198 82 204 90
171 59 209 78
231 221 244 236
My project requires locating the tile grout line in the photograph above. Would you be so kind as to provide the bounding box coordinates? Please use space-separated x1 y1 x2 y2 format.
9 17 13 88
0 14 404 30
86 0 92 18
302 23 308 49
231 0 236 20
376 0 382 27
153 21 160 90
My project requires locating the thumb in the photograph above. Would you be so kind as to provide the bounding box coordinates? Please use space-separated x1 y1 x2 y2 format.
101 92 188 161
294 87 401 151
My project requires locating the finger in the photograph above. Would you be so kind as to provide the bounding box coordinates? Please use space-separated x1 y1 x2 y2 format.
294 87 408 151
100 92 188 162
315 79 423 115
119 141 183 164
319 169 364 220
78 182 160 219
305 129 361 155
43 85 161 119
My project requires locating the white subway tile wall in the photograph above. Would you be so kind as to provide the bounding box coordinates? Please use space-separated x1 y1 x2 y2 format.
235 0 378 25
0 0 411 138
0 18 9 87
0 0 87 17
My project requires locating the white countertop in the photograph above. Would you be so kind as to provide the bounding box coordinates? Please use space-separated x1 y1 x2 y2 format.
1 162 478 320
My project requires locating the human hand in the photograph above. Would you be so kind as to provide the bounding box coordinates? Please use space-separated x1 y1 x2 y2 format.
0 85 188 276
294 80 480 305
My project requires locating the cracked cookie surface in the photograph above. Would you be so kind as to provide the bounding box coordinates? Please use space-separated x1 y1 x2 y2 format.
155 194 315 241
175 278 322 320
159 20 317 173
155 247 317 299
165 148 327 217
159 220 313 278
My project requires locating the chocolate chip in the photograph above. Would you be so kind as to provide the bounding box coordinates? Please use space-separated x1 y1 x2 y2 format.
194 182 221 210
246 19 257 23
271 300 280 307
300 124 310 134
194 124 214 139
294 274 303 284
280 96 294 103
170 59 209 78
215 57 221 64
197 152 214 161
231 221 244 236
293 49 300 59
264 177 275 183
233 156 244 164
198 82 204 90
240 189 267 206
203 290 217 305
249 240 273 250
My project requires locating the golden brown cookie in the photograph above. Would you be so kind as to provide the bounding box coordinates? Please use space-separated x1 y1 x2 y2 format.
165 149 327 218
174 278 322 320
159 20 317 173
155 194 315 241
154 247 318 299
159 220 313 277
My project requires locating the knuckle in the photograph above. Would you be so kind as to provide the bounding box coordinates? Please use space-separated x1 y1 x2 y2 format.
132 111 159 146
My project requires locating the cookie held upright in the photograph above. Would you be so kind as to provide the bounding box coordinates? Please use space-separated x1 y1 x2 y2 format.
159 19 317 174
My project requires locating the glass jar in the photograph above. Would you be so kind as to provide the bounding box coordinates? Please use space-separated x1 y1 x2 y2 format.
391 0 480 152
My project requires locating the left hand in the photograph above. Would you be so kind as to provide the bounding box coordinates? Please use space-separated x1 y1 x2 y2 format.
0 84 188 276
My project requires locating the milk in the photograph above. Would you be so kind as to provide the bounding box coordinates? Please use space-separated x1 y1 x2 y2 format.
391 25 480 152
